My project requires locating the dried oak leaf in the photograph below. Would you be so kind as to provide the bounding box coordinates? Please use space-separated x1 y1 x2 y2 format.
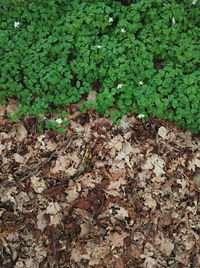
69 199 91 212
42 184 66 198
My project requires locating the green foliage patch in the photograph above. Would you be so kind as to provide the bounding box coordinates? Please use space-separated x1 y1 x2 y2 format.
0 0 200 133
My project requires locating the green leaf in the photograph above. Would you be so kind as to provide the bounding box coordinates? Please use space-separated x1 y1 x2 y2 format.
27 25 35 32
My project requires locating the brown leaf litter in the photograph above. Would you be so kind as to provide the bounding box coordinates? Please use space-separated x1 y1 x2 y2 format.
0 102 200 268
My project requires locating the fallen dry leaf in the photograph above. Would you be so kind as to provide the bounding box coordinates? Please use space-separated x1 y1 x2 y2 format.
15 122 28 142
107 231 129 248
31 176 46 193
158 126 168 139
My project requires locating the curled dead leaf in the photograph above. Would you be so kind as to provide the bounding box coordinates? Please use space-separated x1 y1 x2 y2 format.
42 184 66 198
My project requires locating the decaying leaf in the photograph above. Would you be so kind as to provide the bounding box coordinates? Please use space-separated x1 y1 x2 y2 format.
31 176 46 193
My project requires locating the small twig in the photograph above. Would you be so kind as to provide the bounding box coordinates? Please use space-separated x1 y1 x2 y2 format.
7 134 82 187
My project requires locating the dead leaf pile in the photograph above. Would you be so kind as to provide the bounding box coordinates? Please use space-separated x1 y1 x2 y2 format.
0 102 200 268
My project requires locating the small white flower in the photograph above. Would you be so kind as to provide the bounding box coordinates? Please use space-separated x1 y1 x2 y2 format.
172 17 175 24
138 81 144 85
109 17 113 23
14 21 20 28
137 114 145 119
192 0 197 4
97 45 102 49
117 84 123 89
121 28 126 33
56 118 62 124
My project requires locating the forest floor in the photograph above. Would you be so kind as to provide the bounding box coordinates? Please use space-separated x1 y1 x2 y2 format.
0 99 200 268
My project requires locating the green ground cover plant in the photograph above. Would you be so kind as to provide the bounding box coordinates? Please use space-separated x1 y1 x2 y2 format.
0 0 200 133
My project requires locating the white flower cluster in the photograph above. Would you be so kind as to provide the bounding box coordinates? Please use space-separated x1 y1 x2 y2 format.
109 17 113 23
14 21 20 28
56 118 62 124
117 84 123 89
137 114 145 119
